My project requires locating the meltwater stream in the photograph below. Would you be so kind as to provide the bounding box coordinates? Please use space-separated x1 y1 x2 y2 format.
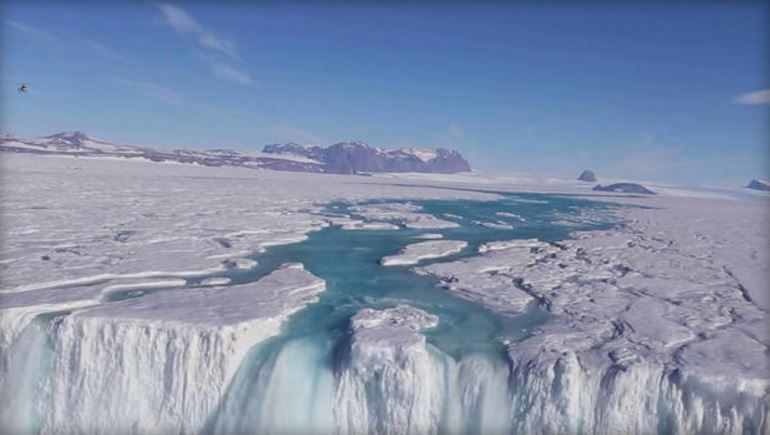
201 193 616 434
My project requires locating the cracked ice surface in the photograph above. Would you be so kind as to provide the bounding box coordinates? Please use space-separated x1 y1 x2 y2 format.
418 195 770 434
0 154 499 434
381 240 468 266
0 154 495 292
416 239 548 315
2 154 769 434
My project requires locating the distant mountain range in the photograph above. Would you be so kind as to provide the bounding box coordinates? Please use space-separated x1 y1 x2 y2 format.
263 142 470 174
0 131 471 175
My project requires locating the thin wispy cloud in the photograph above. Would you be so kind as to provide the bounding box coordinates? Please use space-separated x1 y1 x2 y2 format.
734 89 770 105
6 20 56 41
211 63 255 86
7 20 135 66
156 4 252 87
156 4 239 61
156 4 201 34
199 33 238 60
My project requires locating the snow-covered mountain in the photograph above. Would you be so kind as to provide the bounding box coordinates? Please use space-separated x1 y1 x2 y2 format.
0 131 145 156
1 133 471 174
263 141 471 174
577 169 597 182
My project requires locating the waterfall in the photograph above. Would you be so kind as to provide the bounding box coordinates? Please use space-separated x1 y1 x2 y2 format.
0 308 767 434
0 316 55 435
208 336 336 434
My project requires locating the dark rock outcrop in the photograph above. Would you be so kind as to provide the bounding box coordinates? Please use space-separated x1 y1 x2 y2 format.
165 148 325 172
593 183 656 195
262 142 471 174
262 143 324 160
578 170 597 182
746 179 770 192
44 131 91 147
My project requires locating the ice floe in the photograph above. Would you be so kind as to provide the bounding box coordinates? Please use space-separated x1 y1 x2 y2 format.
350 202 461 229
381 240 468 266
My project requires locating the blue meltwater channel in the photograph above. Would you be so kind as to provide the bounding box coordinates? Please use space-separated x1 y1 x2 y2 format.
203 193 620 433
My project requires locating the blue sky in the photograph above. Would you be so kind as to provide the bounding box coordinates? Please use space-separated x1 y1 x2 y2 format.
3 2 768 186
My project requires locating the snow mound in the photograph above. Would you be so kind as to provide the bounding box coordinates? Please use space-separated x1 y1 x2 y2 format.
381 240 467 266
350 202 460 229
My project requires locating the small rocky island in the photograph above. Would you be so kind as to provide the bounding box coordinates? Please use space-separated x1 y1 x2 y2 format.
577 169 597 182
746 179 770 192
593 183 656 195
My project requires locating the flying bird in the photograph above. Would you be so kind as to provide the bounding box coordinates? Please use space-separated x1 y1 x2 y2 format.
17 83 28 94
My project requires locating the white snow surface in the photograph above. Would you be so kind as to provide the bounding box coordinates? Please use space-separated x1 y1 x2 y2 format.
478 238 543 253
397 147 438 162
1 153 768 434
2 264 325 435
340 221 401 231
349 202 461 229
417 240 546 315
0 154 495 291
381 240 467 266
414 233 444 240
418 195 770 434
